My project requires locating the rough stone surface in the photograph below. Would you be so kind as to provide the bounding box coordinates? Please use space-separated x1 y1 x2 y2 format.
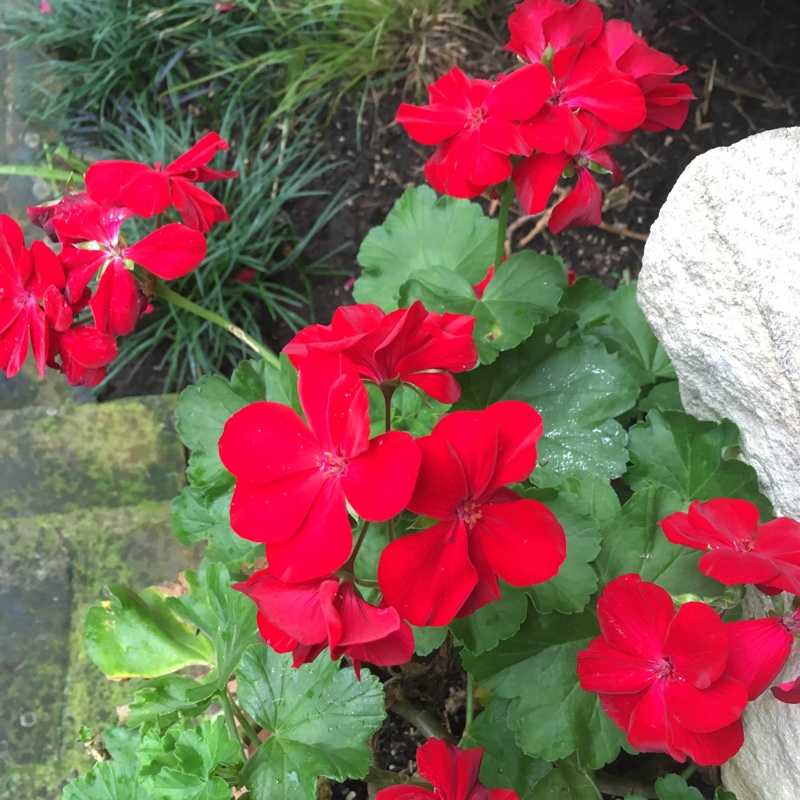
638 127 800 800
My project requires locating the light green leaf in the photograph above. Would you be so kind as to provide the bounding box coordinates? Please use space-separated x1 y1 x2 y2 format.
63 761 147 800
127 675 218 727
458 329 639 480
595 485 723 597
521 489 602 614
559 277 612 331
411 624 448 656
402 252 565 363
529 756 602 800
462 610 624 769
167 562 260 691
170 487 261 568
85 586 214 679
463 698 552 799
638 381 684 413
237 646 386 799
355 185 498 310
450 586 529 655
653 774 704 800
626 410 773 517
714 789 738 800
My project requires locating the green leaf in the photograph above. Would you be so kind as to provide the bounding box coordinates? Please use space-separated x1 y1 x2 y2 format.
85 586 215 679
638 381 684 413
463 610 624 769
237 646 386 799
594 485 723 597
457 329 639 480
521 489 602 614
167 562 260 691
411 624 448 656
463 698 552 799
63 761 147 800
450 586 529 655
390 385 451 438
529 756 602 800
171 487 261 568
714 789 738 800
558 277 612 331
626 410 773 517
103 726 142 764
355 185 497 310
587 282 675 387
653 774 704 800
402 252 565 363
175 359 286 500
127 675 218 727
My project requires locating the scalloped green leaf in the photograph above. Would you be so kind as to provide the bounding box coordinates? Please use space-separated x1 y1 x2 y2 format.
450 585 529 655
401 251 566 363
457 326 639 480
62 761 146 800
462 609 625 769
626 409 773 518
354 185 497 310
237 646 385 799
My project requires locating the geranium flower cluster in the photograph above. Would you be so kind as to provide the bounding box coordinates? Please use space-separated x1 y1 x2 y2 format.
0 133 235 386
220 301 568 672
578 499 800 765
396 0 694 232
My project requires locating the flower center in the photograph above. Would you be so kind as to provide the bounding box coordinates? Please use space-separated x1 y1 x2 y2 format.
654 656 675 679
466 107 486 129
317 451 348 478
456 500 483 528
734 538 756 552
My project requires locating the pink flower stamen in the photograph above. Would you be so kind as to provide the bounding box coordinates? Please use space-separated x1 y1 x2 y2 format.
456 500 483 528
317 451 348 478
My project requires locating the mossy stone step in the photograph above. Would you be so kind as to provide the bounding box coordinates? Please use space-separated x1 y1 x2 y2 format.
0 395 185 519
0 502 201 799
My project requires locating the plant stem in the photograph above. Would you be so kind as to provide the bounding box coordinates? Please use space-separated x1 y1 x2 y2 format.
219 689 247 762
229 690 261 748
389 697 457 744
494 181 515 270
680 763 697 782
365 766 432 791
461 672 474 742
155 282 280 368
344 520 371 572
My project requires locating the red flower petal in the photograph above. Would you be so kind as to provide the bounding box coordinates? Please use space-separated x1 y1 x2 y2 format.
375 786 436 800
549 167 603 233
471 497 566 586
667 675 747 734
395 102 467 146
378 520 477 627
698 549 779 587
771 676 800 704
577 637 657 695
85 160 153 207
89 259 147 336
170 179 231 232
123 223 207 279
664 602 729 689
542 0 603 54
483 62 552 121
402 372 463 404
626 681 686 762
166 132 231 175
672 719 744 766
219 401 321 483
342 431 420 521
417 739 484 798
512 151 571 215
725 617 793 700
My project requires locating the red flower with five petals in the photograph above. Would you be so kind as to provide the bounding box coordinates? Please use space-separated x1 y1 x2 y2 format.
0 215 66 378
219 353 421 582
377 401 565 626
577 574 748 765
396 64 552 198
659 498 800 596
234 568 414 678
284 301 478 404
85 132 238 232
376 738 519 800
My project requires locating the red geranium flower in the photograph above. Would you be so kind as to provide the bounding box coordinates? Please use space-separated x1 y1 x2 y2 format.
514 111 625 231
376 738 519 800
506 0 604 64
49 325 118 388
219 353 421 582
234 568 414 678
0 215 66 378
52 195 206 336
284 301 478 404
577 574 748 765
396 64 552 198
85 132 238 232
725 615 795 700
377 401 566 626
596 20 695 132
659 498 800 596
772 676 800 704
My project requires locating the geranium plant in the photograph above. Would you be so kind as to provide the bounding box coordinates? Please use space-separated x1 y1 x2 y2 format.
4 2 799 799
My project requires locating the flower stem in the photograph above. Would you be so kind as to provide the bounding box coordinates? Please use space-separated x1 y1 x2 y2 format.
494 181 515 270
679 764 697 782
219 689 247 762
344 520 371 573
389 697 457 744
229 689 261 748
155 282 280 368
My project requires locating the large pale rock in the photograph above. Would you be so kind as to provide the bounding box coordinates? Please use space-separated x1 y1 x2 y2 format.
638 127 800 800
